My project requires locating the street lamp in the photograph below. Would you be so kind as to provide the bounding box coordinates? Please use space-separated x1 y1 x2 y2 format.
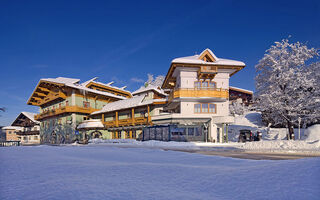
298 117 301 140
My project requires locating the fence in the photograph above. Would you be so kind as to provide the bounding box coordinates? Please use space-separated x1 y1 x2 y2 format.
0 141 21 147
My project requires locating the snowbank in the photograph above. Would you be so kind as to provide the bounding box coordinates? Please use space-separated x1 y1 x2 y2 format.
233 111 263 127
304 124 320 142
240 140 320 153
88 138 240 150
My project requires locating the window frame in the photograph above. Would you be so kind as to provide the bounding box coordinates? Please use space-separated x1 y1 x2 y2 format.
194 103 217 114
83 101 90 108
194 104 201 113
194 80 217 89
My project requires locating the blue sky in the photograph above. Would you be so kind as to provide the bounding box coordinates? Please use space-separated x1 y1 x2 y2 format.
1 0 319 125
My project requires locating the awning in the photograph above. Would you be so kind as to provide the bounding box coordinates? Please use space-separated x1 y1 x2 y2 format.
77 120 104 130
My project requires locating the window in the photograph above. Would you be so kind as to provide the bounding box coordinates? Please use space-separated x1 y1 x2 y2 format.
66 100 69 106
195 127 202 136
194 103 216 113
202 104 208 113
34 136 38 140
209 82 216 88
83 101 90 108
59 103 62 109
194 81 201 89
194 81 216 89
23 136 28 140
209 104 216 113
194 104 201 113
202 81 208 88
188 128 194 136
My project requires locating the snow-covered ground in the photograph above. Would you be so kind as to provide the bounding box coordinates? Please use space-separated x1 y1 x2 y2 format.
1 145 319 200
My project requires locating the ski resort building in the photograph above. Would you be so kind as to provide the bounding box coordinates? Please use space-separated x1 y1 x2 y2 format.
27 48 246 143
77 48 246 142
1 112 40 145
144 48 246 142
27 77 131 144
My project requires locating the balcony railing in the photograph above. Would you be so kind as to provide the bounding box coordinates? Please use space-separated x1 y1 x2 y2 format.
103 117 149 127
169 88 229 101
35 106 99 120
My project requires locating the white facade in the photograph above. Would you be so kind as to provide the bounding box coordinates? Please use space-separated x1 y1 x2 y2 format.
152 48 245 143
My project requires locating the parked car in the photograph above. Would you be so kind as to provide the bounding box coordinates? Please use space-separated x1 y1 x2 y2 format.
238 129 254 142
238 130 262 142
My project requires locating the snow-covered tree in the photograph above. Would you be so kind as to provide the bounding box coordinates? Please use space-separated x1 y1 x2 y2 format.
255 39 319 139
229 101 248 115
145 74 165 87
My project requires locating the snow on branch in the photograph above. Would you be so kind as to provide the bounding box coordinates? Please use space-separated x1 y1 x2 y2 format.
255 38 319 127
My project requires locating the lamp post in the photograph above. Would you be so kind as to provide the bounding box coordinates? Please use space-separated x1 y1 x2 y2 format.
298 117 301 140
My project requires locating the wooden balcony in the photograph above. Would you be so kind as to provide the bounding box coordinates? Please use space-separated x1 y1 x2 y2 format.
103 117 149 128
198 66 217 79
35 106 99 120
169 88 229 101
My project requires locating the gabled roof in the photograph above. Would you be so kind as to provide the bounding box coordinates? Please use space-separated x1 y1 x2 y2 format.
91 95 147 115
21 112 39 123
132 84 167 97
11 112 40 126
91 95 165 115
28 77 128 106
172 48 245 66
162 48 246 89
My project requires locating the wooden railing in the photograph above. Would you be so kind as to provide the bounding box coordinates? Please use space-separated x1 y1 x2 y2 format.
169 88 229 101
0 141 20 147
104 117 149 127
35 106 99 120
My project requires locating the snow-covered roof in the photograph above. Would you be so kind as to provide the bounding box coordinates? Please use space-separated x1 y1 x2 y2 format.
172 48 245 66
77 119 104 129
86 80 131 94
40 77 127 100
91 95 165 115
2 126 23 130
21 112 39 123
229 86 253 94
132 85 167 96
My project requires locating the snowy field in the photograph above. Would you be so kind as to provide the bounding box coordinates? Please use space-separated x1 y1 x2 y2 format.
1 145 320 200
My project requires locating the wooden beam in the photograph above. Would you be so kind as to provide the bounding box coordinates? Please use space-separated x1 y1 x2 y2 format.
115 111 119 127
33 97 42 101
38 87 50 92
147 105 151 124
34 92 46 97
131 108 135 126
